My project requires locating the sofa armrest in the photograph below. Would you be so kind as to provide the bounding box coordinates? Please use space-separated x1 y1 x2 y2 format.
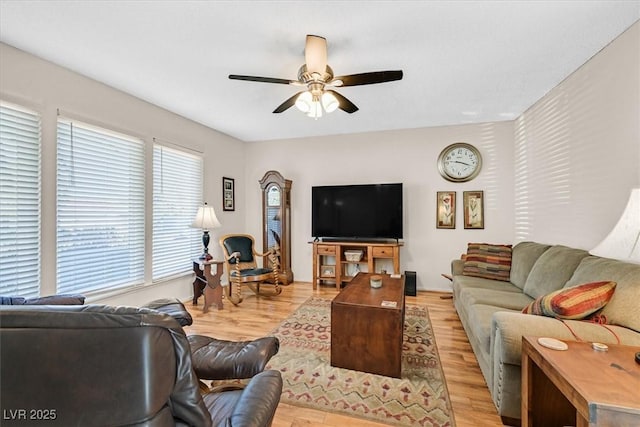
491 312 572 366
490 311 640 421
451 259 465 276
229 370 283 427
491 311 640 366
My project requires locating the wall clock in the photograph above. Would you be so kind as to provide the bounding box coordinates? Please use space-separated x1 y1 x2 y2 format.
437 142 482 182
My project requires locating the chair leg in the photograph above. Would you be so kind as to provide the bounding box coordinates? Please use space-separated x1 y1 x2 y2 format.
247 283 282 297
270 250 281 296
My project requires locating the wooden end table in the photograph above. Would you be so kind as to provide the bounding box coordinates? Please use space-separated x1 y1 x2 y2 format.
192 258 224 313
522 336 640 427
331 272 405 378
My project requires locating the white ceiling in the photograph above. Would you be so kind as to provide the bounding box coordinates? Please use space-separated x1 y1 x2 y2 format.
1 1 638 142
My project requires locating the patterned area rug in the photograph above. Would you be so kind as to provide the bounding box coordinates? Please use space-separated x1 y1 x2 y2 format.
265 296 455 426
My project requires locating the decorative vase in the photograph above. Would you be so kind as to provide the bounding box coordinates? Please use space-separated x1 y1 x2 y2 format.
370 275 383 288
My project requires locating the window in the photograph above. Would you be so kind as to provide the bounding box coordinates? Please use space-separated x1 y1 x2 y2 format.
153 144 202 279
0 102 41 297
56 119 145 294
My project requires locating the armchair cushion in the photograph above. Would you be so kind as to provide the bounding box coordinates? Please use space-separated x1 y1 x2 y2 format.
0 294 85 305
223 236 255 263
232 267 273 277
189 335 280 380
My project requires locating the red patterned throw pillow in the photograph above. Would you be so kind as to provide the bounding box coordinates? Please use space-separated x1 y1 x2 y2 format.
462 243 512 282
522 281 617 320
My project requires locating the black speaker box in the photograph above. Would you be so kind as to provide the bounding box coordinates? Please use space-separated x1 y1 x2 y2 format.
404 271 416 296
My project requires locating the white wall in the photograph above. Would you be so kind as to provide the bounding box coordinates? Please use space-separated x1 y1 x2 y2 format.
0 42 246 305
514 21 640 250
244 122 515 291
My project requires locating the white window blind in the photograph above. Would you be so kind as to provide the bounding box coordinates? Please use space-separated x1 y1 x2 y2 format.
57 119 145 294
152 144 202 279
0 103 41 297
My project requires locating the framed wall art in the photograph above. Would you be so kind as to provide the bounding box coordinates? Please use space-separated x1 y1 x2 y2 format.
463 191 484 229
223 177 235 211
436 191 456 229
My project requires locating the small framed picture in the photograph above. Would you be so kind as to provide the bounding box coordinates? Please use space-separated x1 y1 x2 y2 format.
463 191 484 229
436 191 456 229
223 177 235 212
321 265 335 278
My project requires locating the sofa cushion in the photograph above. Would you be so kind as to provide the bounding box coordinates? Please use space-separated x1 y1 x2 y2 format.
462 243 513 281
565 256 640 332
459 288 534 311
454 274 522 292
522 281 617 320
522 245 589 299
510 242 551 289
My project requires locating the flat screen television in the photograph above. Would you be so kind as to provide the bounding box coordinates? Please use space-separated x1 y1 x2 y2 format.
311 183 403 240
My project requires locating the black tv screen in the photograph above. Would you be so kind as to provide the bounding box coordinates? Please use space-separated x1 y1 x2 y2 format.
312 183 403 240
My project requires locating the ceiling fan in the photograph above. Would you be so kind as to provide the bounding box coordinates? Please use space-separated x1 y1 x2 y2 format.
229 35 403 118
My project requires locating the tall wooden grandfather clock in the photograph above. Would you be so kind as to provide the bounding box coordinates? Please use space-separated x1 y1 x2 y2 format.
259 170 293 284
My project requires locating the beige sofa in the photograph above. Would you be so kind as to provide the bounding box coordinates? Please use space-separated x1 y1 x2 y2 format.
451 242 640 425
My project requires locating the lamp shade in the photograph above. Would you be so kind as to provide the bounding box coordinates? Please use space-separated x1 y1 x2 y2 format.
321 91 339 113
590 188 640 264
191 202 221 230
295 91 313 113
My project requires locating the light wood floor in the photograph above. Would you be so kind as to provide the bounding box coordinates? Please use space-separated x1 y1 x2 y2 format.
184 282 504 427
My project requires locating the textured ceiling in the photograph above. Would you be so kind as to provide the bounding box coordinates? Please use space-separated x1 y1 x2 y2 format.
1 1 638 142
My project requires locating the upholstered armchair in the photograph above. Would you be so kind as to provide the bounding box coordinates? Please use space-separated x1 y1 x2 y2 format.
219 234 282 305
0 302 283 427
145 298 281 392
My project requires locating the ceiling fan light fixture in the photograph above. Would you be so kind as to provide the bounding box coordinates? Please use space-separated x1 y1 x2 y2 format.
321 91 339 113
230 35 403 116
295 91 313 113
307 96 323 119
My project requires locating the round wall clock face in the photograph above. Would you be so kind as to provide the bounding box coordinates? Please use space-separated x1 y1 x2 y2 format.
437 142 482 182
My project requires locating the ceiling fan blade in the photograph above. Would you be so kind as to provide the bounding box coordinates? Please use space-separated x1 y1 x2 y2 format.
332 70 403 87
326 90 359 114
273 92 303 113
229 74 295 85
305 35 328 75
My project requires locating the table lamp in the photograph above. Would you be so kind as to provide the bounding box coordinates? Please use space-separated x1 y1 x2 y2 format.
191 202 221 260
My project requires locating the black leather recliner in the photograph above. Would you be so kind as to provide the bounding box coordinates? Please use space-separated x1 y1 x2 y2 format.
0 303 283 427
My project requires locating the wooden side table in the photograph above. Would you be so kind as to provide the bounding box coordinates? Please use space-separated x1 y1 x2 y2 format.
331 273 405 378
192 258 224 313
522 336 640 427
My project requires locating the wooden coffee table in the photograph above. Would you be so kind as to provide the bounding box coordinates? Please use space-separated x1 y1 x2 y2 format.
522 336 640 427
330 272 405 378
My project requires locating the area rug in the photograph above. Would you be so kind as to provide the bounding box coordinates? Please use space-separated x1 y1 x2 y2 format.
265 296 455 426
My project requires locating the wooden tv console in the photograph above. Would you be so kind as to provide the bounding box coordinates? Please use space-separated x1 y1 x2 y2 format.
311 240 403 289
